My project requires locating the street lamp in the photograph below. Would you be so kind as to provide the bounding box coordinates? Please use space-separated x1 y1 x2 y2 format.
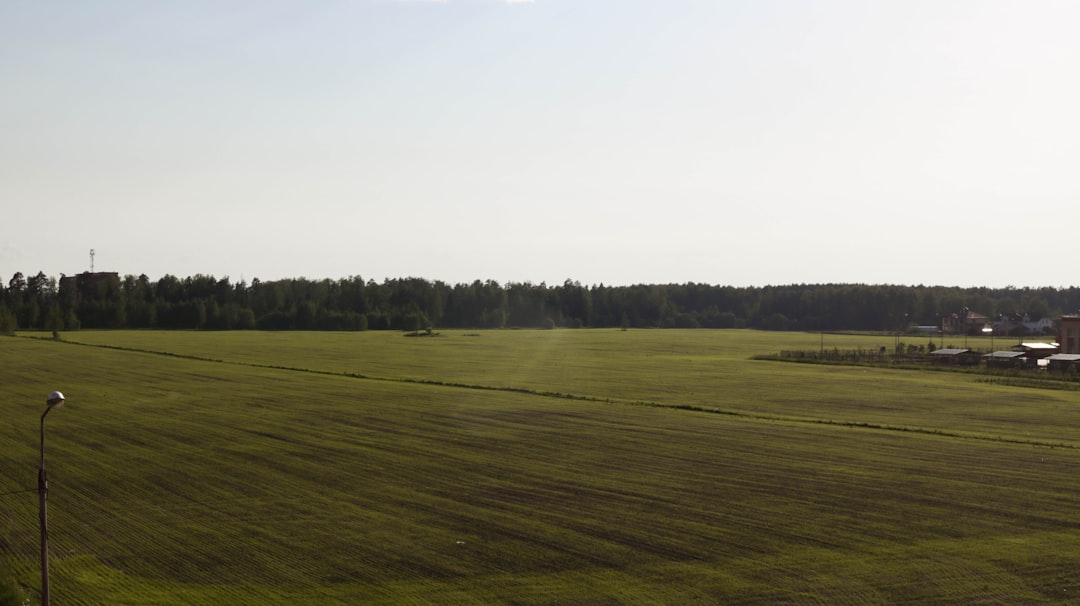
39 390 64 606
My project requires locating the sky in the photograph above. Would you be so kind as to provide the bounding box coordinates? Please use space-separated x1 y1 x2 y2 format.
2 0 1078 288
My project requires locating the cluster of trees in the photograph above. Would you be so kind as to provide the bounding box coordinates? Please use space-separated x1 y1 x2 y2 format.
2 271 1079 333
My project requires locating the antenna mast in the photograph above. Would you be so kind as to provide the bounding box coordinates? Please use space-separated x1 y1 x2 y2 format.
90 249 95 273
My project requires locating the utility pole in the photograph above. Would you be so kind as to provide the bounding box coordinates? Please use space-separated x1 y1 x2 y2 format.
39 391 65 606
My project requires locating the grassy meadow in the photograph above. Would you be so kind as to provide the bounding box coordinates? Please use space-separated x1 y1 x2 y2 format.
2 329 1080 604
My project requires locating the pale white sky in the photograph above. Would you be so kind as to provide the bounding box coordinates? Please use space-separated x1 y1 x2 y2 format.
2 1 1078 287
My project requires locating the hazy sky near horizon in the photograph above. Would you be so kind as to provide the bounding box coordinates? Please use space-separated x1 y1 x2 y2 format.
3 1 1078 288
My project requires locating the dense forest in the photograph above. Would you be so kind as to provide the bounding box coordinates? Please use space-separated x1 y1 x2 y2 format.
1 271 1078 334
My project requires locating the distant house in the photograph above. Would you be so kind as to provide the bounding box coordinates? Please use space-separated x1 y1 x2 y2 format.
993 314 1055 336
942 310 990 335
1024 318 1056 334
1061 316 1080 354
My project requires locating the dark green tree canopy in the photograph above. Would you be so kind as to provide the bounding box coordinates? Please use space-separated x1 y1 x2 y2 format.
1 271 1077 333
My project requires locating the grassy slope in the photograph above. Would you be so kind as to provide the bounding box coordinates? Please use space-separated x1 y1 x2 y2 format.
0 330 1077 604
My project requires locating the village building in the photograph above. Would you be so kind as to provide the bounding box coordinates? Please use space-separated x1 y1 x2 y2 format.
1061 315 1080 354
942 310 990 335
992 313 1056 336
1024 317 1057 334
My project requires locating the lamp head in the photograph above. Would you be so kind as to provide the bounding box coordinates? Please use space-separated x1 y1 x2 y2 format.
46 391 65 408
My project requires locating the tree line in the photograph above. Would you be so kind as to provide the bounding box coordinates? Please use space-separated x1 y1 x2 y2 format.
1 271 1078 333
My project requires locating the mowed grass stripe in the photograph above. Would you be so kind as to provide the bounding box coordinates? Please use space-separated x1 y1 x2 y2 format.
3 334 1080 603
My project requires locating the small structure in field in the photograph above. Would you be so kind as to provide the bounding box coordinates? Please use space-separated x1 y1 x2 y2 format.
1045 353 1080 372
984 351 1028 369
929 348 982 366
1010 342 1059 360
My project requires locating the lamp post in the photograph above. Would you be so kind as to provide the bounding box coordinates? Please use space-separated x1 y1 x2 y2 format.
39 390 64 606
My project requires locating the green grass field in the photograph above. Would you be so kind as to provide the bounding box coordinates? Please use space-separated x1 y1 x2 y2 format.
3 329 1080 604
